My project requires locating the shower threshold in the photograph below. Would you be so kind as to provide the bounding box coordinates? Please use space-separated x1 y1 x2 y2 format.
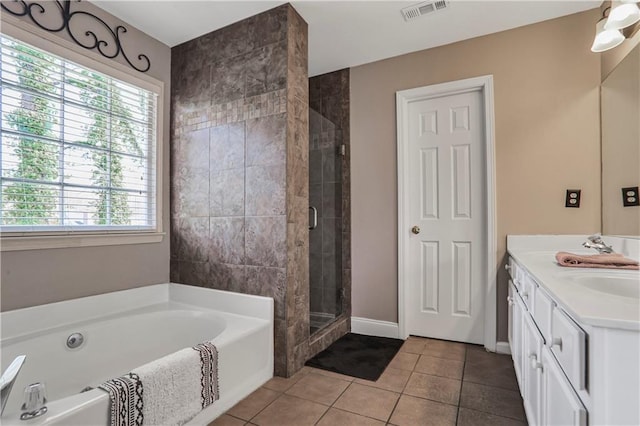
310 311 336 335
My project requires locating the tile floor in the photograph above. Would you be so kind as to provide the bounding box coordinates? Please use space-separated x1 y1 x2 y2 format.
211 336 526 426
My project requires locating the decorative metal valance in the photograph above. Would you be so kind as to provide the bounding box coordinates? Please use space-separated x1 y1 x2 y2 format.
1 0 151 73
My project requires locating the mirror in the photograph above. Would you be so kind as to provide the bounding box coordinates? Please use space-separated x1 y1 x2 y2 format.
601 43 640 236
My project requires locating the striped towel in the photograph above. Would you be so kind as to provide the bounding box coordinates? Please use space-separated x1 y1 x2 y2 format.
99 373 144 426
193 342 220 407
99 342 219 426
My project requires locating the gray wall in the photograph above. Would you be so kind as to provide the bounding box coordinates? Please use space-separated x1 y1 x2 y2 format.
0 1 171 312
170 4 310 377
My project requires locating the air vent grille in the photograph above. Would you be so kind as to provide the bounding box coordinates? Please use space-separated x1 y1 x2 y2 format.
401 0 449 22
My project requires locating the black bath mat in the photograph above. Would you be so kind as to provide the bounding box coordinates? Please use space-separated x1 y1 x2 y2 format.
305 333 404 381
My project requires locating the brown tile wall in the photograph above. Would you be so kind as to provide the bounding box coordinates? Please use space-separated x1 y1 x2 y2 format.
285 6 311 375
170 4 309 377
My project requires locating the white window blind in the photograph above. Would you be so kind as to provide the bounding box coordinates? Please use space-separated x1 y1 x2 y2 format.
0 34 157 232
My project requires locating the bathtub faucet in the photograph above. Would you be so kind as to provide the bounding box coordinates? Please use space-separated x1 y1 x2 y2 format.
1 355 26 415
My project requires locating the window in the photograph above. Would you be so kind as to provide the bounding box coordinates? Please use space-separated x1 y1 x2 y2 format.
0 34 158 236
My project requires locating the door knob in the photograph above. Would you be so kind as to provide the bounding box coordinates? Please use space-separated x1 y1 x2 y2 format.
411 226 420 234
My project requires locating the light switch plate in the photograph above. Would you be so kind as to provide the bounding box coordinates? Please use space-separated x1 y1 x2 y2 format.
565 189 581 208
622 186 639 207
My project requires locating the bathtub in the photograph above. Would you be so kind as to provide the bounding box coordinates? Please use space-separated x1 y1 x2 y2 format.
0 283 274 425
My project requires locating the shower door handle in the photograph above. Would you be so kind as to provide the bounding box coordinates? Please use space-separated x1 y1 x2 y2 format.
309 206 318 230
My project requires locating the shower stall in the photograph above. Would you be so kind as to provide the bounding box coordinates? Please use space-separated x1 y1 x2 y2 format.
308 69 350 337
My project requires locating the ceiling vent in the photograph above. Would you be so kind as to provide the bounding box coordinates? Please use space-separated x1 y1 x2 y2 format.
401 1 449 22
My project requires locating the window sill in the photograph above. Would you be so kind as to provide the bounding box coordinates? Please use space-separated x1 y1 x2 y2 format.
0 232 165 251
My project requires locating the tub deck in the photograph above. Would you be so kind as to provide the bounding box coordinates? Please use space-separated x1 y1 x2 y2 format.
0 284 274 425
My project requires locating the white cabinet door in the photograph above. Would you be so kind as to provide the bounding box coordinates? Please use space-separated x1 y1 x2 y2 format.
512 288 525 392
542 347 587 426
508 282 514 349
524 313 544 426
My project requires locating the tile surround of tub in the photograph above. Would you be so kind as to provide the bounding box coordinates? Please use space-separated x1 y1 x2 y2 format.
171 4 309 377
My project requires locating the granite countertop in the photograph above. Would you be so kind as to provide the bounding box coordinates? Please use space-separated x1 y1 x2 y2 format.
507 235 640 331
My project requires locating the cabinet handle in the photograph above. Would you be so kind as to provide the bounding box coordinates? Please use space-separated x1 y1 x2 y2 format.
551 336 563 351
531 356 543 371
505 264 511 271
507 296 514 306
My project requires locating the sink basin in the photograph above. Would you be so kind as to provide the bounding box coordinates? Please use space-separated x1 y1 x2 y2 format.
568 274 640 299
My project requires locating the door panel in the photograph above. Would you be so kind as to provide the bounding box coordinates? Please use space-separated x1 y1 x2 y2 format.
406 90 486 344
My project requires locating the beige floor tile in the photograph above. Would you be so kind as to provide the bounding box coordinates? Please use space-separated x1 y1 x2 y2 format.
307 367 356 382
403 372 461 406
334 383 400 421
399 339 426 354
226 387 280 421
414 354 464 380
459 381 526 421
407 336 430 341
285 372 350 405
354 367 411 393
457 407 527 426
463 349 519 391
389 395 457 426
209 414 246 426
387 352 419 371
252 394 328 426
421 338 466 361
263 366 312 392
317 408 386 426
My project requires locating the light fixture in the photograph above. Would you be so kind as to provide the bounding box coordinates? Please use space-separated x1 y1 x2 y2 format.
591 14 625 52
604 1 640 30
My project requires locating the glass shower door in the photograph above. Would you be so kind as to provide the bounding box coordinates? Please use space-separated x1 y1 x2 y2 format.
309 108 343 334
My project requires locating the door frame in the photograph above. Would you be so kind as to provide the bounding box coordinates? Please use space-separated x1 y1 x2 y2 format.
396 75 497 351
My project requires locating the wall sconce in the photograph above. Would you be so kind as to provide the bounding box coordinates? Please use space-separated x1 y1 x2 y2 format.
591 1 640 52
605 0 640 30
591 8 625 52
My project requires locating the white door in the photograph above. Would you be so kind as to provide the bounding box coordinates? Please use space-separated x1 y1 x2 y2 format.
405 89 486 344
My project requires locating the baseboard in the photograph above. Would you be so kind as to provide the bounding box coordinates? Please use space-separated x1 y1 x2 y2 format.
495 341 511 355
351 316 400 339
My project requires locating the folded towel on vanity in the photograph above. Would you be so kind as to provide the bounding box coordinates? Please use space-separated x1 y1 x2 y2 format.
555 252 640 270
99 342 219 426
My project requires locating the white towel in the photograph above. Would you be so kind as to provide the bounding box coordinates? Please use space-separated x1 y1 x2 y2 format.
100 343 219 426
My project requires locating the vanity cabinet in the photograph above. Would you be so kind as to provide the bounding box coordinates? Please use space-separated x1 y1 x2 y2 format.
507 252 639 426
507 261 588 426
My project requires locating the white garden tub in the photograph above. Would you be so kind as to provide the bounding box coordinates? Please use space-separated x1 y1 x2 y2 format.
0 283 274 425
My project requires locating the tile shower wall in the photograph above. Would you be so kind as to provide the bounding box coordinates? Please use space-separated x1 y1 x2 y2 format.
170 4 309 377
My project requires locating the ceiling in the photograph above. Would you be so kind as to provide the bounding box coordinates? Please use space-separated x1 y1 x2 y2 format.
94 1 601 76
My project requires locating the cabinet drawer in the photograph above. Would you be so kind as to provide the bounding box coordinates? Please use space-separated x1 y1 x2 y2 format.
550 306 586 391
534 286 554 344
507 257 524 292
521 274 536 312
